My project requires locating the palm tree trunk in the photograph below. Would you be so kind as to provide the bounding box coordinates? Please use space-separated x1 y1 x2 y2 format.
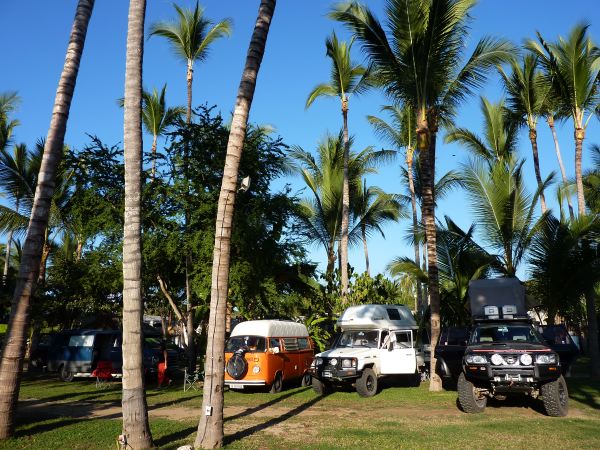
528 128 547 213
340 98 350 302
361 224 370 276
406 149 422 313
585 288 600 377
195 2 275 447
418 113 442 393
121 0 153 447
326 242 336 290
186 60 193 124
0 0 94 439
37 242 51 285
547 115 574 220
151 133 157 180
2 229 13 286
575 127 586 216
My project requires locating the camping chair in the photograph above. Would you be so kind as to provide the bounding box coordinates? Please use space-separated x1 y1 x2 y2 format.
183 367 203 391
91 360 113 389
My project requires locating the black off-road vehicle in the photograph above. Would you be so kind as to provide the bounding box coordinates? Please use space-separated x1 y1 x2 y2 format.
457 279 568 417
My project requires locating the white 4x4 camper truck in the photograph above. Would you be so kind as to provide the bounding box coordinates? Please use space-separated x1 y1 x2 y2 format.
310 304 426 397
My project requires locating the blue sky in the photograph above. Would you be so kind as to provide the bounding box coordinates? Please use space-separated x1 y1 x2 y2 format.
1 0 600 279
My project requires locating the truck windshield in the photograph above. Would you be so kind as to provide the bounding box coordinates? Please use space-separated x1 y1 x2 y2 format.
226 336 266 353
335 330 379 349
470 325 543 345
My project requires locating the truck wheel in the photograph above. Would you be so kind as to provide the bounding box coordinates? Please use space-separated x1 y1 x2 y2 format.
541 375 568 417
457 373 486 413
300 372 312 387
356 368 378 397
269 372 283 394
59 365 74 382
312 377 331 395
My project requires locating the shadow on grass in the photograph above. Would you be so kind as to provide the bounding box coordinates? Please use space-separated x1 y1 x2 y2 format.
154 426 197 447
225 387 309 423
224 393 325 445
567 377 600 410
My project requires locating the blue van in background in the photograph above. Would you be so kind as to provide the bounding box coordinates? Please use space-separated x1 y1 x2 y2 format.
46 329 178 381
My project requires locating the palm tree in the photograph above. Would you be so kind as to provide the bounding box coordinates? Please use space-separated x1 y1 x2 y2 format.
195 1 275 447
445 96 518 164
306 31 371 300
121 0 152 447
0 0 95 439
351 182 403 275
499 55 550 213
0 92 20 152
331 0 515 391
367 104 424 309
150 1 232 124
289 132 394 280
461 157 550 277
118 85 184 180
527 24 600 216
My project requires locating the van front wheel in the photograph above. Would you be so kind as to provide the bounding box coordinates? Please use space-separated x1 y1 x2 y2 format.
269 373 283 394
312 377 331 395
356 368 378 397
59 365 74 382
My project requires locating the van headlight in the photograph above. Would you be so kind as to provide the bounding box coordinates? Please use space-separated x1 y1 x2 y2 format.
252 365 260 374
329 358 338 367
315 358 323 366
465 354 487 364
520 354 532 366
341 358 357 368
536 354 557 364
490 354 503 365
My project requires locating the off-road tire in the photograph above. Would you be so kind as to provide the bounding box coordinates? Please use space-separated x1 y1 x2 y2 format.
541 375 568 417
300 372 312 387
356 368 378 397
269 372 283 394
457 372 487 413
59 365 74 382
312 376 331 395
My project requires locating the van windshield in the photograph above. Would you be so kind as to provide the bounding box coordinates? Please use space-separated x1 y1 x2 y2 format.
226 336 266 353
470 325 543 345
335 330 379 349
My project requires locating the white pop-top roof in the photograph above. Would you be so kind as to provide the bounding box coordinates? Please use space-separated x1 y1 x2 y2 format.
336 304 417 330
230 320 309 338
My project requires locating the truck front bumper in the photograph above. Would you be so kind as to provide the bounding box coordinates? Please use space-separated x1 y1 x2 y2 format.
464 363 561 384
310 366 359 381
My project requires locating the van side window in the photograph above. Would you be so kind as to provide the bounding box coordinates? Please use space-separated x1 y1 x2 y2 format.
297 338 309 350
269 338 280 349
68 335 94 347
282 338 299 351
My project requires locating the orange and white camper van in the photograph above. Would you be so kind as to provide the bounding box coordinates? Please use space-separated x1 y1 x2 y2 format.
224 320 314 393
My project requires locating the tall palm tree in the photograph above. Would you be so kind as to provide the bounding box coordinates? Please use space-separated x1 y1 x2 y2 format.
461 157 550 277
151 2 231 372
0 92 20 152
351 182 403 275
499 55 550 212
527 24 600 216
0 0 95 439
195 1 275 447
121 0 152 447
306 31 371 300
367 104 424 309
332 0 515 391
150 1 232 124
445 96 518 164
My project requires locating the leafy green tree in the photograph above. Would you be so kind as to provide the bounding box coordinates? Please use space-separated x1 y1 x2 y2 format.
331 0 515 391
306 31 371 300
0 92 20 152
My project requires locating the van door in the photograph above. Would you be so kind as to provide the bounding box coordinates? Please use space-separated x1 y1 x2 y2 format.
379 330 417 375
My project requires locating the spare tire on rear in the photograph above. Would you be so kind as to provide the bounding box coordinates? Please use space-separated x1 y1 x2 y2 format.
226 352 248 380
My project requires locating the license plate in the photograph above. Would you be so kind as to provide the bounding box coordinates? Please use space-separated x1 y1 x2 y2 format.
230 385 244 390
322 371 332 378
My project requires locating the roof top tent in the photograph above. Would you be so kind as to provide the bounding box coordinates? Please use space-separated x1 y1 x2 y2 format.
336 304 417 330
230 320 309 338
468 278 526 320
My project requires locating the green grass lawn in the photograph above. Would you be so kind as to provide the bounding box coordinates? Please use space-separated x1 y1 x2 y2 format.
4 369 600 449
